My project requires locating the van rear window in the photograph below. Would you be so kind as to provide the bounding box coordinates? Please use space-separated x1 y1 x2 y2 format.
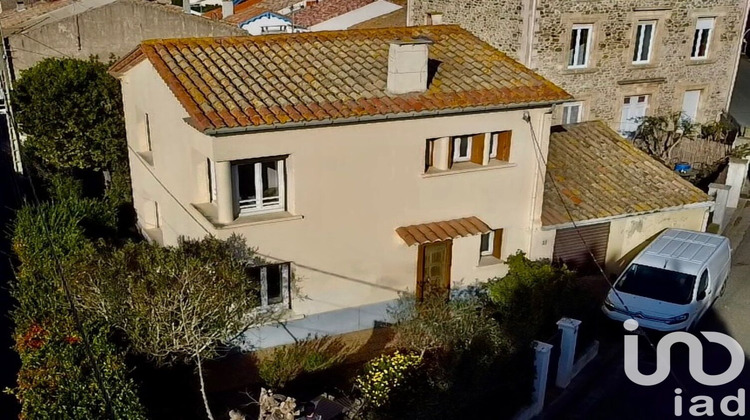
615 264 696 305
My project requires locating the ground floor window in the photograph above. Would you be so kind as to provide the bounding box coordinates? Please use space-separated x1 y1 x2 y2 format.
480 229 503 260
247 262 291 309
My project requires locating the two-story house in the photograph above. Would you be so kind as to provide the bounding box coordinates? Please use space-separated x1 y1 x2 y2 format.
407 0 749 134
110 25 572 347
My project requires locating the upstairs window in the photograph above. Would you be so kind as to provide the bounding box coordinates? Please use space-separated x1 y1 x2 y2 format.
691 18 714 59
633 21 656 64
207 158 217 203
144 113 152 151
451 135 473 163
426 131 512 172
568 24 592 68
233 157 286 216
562 102 583 124
480 229 503 260
488 131 511 162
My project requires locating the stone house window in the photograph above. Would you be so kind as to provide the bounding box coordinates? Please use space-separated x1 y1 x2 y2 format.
691 18 714 59
632 21 656 64
620 95 649 136
562 102 583 124
568 24 592 68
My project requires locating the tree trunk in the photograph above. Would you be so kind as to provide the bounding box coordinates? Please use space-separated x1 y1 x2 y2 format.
196 353 215 420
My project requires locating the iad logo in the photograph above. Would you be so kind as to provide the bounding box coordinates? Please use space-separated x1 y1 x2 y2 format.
623 319 746 416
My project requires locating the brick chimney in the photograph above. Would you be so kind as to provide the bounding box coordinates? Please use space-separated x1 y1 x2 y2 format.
222 0 233 18
387 37 433 95
15 0 25 12
183 0 191 13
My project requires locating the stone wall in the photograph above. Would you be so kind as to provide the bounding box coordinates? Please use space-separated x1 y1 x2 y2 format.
408 0 746 130
7 0 246 76
408 0 525 58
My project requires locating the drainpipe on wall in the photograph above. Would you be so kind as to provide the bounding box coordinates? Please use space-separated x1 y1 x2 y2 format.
726 0 750 114
522 0 538 68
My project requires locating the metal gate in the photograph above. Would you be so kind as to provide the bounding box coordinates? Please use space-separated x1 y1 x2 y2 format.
552 222 610 273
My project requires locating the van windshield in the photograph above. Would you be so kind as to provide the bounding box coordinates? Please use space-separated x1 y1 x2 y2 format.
614 264 696 305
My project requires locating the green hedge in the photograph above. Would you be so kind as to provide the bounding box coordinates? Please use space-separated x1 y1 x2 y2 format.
7 197 145 419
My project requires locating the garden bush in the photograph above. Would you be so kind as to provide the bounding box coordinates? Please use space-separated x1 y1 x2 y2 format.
258 337 344 389
355 351 422 409
7 198 145 419
485 251 596 348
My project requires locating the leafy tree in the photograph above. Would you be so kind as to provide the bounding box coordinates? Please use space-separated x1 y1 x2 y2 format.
7 197 145 419
12 57 126 172
631 112 698 164
69 235 287 420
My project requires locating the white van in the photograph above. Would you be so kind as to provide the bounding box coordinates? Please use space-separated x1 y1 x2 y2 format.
602 229 731 331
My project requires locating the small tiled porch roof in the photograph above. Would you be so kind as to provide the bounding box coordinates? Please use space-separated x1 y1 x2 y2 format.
396 217 491 246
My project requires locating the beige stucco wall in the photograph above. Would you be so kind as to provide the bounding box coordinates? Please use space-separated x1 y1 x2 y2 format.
605 207 710 274
121 60 555 317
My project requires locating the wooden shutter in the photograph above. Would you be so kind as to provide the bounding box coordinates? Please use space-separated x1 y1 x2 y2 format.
492 229 503 259
497 131 511 161
470 133 485 164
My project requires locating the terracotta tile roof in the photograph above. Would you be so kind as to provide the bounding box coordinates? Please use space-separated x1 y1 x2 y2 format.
0 0 75 34
204 0 262 19
542 121 713 227
110 25 571 133
293 0 374 27
396 217 491 246
206 0 301 24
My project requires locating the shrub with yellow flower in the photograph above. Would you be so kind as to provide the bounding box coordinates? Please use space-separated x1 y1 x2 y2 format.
355 351 422 408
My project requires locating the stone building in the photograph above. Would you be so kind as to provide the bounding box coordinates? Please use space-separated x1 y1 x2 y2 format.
407 0 749 133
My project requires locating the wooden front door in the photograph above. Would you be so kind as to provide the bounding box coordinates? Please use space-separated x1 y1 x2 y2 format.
417 240 452 300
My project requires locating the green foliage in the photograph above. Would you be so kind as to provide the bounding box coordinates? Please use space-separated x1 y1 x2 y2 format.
258 337 345 389
69 235 270 364
8 198 145 419
632 112 698 163
389 293 508 360
485 251 591 348
355 351 422 409
12 58 126 172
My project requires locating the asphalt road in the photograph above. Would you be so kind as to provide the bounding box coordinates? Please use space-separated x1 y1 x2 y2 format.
556 221 750 420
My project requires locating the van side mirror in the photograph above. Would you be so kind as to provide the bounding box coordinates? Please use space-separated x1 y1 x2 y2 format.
697 291 706 301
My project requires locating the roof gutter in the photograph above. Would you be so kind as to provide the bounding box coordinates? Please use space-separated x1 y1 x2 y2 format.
540 200 715 231
202 98 574 136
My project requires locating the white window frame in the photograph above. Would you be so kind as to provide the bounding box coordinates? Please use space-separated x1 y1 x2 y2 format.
620 95 649 136
562 102 583 124
144 113 152 151
207 158 217 203
480 231 495 256
691 18 714 60
254 263 291 309
681 90 701 123
452 135 472 162
568 24 593 69
633 21 656 64
232 158 286 216
488 133 498 159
